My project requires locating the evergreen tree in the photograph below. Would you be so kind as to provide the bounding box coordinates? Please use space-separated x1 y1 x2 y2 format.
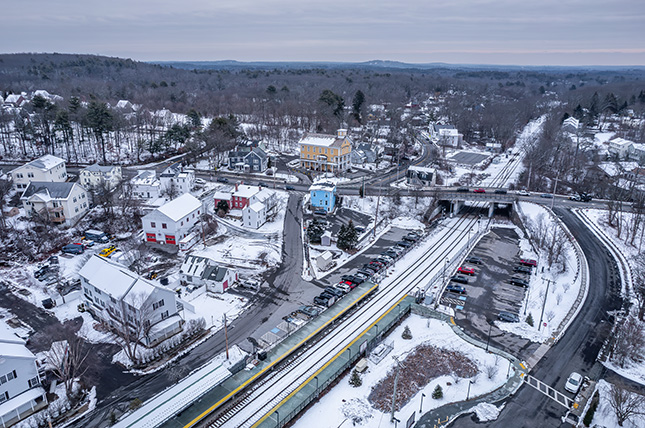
349 369 362 387
337 220 359 251
526 313 534 327
352 90 365 124
307 220 325 243
589 92 600 117
432 385 443 399
402 325 412 340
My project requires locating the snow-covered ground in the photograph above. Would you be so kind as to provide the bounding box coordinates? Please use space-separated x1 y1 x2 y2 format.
590 380 645 428
292 315 511 428
496 202 581 342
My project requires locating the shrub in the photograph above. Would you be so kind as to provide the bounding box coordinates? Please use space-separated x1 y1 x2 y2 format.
583 391 600 426
432 384 443 399
402 325 412 340
526 313 534 327
349 369 362 388
129 398 143 411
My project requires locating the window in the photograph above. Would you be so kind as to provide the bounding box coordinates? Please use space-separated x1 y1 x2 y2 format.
16 173 23 178
186 217 189 223
161 310 169 320
27 172 34 178
28 377 40 388
110 296 116 304
0 391 8 403
151 222 156 228
162 223 167 229
73 197 77 203
152 299 165 310
75 207 79 213
181 221 183 226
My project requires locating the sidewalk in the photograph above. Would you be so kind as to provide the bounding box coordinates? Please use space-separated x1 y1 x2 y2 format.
411 305 527 428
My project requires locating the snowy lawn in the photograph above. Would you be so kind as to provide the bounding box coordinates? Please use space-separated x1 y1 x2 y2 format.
590 380 645 428
496 202 581 342
292 315 511 428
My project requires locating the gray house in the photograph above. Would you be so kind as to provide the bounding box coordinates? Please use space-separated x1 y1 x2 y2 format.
407 166 437 187
244 147 268 172
228 146 252 170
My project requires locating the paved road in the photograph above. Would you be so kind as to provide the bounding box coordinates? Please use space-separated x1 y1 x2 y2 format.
450 208 623 427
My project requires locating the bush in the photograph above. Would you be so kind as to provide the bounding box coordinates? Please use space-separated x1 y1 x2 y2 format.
349 369 363 387
129 398 143 411
432 384 443 399
526 313 534 327
583 391 600 426
109 411 117 426
402 325 412 340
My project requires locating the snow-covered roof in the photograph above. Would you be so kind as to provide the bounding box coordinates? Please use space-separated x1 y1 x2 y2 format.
79 255 160 303
0 322 26 346
299 133 346 148
408 165 436 174
132 170 159 185
563 117 580 129
233 185 260 199
439 128 459 136
318 251 333 261
213 191 231 201
0 387 45 417
116 100 132 109
155 193 201 222
248 201 265 213
255 188 274 203
609 137 633 148
83 163 119 173
21 181 79 201
0 322 34 360
4 94 23 104
12 154 64 173
309 181 336 192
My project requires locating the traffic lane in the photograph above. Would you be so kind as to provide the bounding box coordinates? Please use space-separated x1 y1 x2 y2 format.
451 208 623 428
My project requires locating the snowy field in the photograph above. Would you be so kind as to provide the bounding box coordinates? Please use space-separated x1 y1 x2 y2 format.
292 315 511 428
496 202 581 342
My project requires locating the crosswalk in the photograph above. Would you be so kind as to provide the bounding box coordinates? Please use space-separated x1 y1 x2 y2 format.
441 294 467 309
523 374 574 409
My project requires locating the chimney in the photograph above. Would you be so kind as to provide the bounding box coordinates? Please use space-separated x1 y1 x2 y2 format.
337 129 347 138
235 183 239 192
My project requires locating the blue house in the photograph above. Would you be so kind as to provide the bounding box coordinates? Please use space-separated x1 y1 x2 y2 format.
309 182 337 213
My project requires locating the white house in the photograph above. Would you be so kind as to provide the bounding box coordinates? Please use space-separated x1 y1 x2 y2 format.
142 193 202 245
317 251 334 271
608 138 634 160
3 94 27 108
0 323 47 427
179 254 238 293
243 202 267 229
80 164 122 190
79 256 184 346
10 155 67 191
438 128 462 147
629 143 645 164
406 166 437 187
115 100 135 112
159 165 195 196
131 170 161 200
562 117 580 134
21 182 89 225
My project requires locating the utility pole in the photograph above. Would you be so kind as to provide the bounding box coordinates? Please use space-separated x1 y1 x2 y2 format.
372 184 382 240
390 356 401 423
539 278 555 331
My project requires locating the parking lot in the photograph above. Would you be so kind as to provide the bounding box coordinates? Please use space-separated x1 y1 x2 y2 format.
304 206 372 237
449 151 490 165
447 227 541 360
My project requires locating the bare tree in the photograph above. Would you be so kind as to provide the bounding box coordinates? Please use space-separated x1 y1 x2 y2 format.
109 292 155 366
612 316 645 368
632 253 645 321
608 382 645 426
45 326 90 400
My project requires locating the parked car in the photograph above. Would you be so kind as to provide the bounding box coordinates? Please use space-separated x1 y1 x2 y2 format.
319 291 338 302
355 226 366 233
285 185 295 191
324 287 344 297
99 245 117 258
466 256 483 265
456 187 469 193
354 272 369 280
258 182 268 187
457 267 475 276
297 306 320 318
405 232 420 242
396 240 412 248
514 266 532 274
82 239 95 247
48 256 59 265
84 229 109 243
473 188 486 193
34 266 50 279
498 311 520 323
62 244 85 255
216 177 229 183
540 193 553 199
314 295 334 307
518 190 531 196
520 259 537 267
357 269 374 278
564 372 583 394
446 284 466 294
383 250 399 259
451 275 469 284
313 209 327 216
362 264 379 274
510 277 529 287
494 188 508 194
335 282 351 293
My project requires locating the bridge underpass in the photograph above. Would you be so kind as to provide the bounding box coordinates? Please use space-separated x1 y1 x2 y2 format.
438 192 517 217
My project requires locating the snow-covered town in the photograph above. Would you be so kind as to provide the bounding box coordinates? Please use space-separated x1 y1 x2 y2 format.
1 8 645 428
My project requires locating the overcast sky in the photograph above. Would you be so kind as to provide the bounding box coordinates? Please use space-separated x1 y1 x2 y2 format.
3 0 645 66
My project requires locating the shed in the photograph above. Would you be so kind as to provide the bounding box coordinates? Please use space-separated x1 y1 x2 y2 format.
316 251 334 271
321 230 332 247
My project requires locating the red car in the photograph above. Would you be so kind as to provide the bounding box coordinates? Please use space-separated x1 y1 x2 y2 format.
340 280 358 290
520 259 537 267
458 266 475 276
473 188 486 193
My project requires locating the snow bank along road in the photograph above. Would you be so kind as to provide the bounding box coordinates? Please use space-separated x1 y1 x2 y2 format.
182 213 482 428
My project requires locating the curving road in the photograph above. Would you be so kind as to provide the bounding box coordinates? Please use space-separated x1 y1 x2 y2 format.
450 208 623 427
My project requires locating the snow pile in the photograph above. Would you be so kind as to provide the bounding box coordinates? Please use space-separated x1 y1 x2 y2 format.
340 398 374 426
391 216 425 230
471 402 504 422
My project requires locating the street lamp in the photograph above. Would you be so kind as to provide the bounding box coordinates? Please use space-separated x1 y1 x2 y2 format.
485 321 492 352
275 410 280 428
466 379 475 400
314 375 319 397
420 392 426 413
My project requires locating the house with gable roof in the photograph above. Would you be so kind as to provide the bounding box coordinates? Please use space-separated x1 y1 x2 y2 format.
309 181 337 213
21 182 89 225
10 154 67 191
79 255 183 346
0 323 47 426
179 254 238 293
131 170 161 200
80 164 122 190
299 129 353 172
142 193 202 245
159 165 194 196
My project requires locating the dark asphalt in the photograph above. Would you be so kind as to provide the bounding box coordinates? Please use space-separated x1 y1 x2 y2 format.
450 208 623 428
